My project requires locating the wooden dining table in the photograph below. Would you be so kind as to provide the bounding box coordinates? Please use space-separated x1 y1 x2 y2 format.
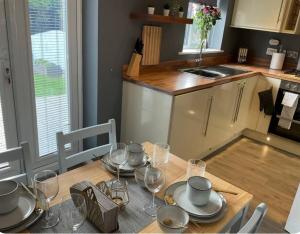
44 142 253 233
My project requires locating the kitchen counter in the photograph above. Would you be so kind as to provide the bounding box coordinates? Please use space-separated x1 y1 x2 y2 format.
123 63 300 96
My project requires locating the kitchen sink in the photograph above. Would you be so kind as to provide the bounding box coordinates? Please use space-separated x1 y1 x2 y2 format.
181 65 250 79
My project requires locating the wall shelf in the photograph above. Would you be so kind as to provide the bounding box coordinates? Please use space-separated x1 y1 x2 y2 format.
130 13 193 25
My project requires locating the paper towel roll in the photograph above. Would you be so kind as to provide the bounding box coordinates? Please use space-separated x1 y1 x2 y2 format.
270 52 285 70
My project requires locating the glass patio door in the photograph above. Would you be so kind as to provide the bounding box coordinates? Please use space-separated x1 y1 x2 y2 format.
27 0 71 157
0 0 19 178
1 0 81 172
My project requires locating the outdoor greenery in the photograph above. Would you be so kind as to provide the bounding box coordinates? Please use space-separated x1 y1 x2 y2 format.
34 74 66 97
33 58 66 97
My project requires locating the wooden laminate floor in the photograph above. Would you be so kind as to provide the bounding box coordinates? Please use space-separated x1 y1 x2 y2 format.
205 138 300 233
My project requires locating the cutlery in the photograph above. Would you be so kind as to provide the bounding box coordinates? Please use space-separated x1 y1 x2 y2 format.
213 188 238 195
20 182 37 200
164 194 176 205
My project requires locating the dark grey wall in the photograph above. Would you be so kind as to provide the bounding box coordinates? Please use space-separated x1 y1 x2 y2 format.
233 28 300 62
82 0 99 148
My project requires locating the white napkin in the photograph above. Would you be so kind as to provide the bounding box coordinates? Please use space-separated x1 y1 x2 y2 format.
278 92 299 129
282 92 299 107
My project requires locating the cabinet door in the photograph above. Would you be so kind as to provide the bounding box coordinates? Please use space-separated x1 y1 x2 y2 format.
231 0 284 31
169 88 214 160
234 77 258 133
204 81 240 151
248 76 281 134
121 82 173 144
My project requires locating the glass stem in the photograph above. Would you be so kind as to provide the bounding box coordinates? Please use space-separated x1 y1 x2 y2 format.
45 200 50 221
152 192 155 208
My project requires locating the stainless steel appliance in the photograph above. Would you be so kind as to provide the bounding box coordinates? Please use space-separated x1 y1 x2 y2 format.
269 80 300 142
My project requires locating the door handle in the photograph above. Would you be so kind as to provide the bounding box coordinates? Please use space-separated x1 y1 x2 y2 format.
203 96 213 137
232 85 242 123
234 85 245 122
1 61 11 84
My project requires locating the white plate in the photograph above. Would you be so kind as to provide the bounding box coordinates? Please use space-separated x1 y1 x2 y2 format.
0 186 36 231
173 183 223 218
189 194 228 223
102 162 135 177
120 154 148 171
102 153 149 172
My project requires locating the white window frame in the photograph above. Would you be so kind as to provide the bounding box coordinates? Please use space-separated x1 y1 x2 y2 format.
4 0 82 172
180 1 223 55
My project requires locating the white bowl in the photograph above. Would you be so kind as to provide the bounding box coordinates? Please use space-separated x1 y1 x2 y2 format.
0 180 19 214
157 205 189 233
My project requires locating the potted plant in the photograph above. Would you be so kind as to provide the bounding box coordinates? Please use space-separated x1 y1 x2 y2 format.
194 5 221 63
148 5 155 15
178 6 184 17
163 3 170 16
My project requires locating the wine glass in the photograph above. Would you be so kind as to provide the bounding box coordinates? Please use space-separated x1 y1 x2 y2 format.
152 143 170 167
60 194 87 232
33 170 59 228
144 165 165 217
109 143 127 188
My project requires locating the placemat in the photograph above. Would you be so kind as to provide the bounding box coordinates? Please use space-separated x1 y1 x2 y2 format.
29 178 164 233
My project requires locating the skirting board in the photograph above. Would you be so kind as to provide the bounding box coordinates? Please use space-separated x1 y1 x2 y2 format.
201 132 243 160
242 128 300 157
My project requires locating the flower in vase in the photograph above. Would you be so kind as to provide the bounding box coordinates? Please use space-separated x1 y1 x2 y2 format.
193 4 221 61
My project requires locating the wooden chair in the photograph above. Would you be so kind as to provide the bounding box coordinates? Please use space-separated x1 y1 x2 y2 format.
238 203 268 234
0 142 32 184
57 119 117 173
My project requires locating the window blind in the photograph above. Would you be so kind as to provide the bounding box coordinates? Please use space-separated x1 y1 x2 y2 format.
0 94 9 169
28 0 70 156
0 96 7 153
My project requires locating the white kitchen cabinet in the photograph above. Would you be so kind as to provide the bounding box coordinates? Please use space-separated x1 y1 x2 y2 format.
234 77 258 133
121 81 173 144
169 88 214 160
231 0 288 32
248 76 281 134
203 81 241 152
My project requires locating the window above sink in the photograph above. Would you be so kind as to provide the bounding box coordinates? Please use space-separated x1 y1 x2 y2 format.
181 1 225 55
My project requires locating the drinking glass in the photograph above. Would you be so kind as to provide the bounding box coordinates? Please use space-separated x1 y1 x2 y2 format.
109 143 127 188
60 194 87 232
144 165 165 217
186 159 206 178
152 143 170 167
33 170 59 228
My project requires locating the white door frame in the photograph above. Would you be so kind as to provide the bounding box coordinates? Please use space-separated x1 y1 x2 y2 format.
0 0 19 177
4 0 82 172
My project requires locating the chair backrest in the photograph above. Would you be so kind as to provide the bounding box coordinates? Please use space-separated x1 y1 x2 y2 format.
57 119 117 173
238 203 268 234
0 142 32 184
285 183 300 233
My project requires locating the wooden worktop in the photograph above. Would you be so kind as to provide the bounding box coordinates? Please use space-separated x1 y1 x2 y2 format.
123 63 300 96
